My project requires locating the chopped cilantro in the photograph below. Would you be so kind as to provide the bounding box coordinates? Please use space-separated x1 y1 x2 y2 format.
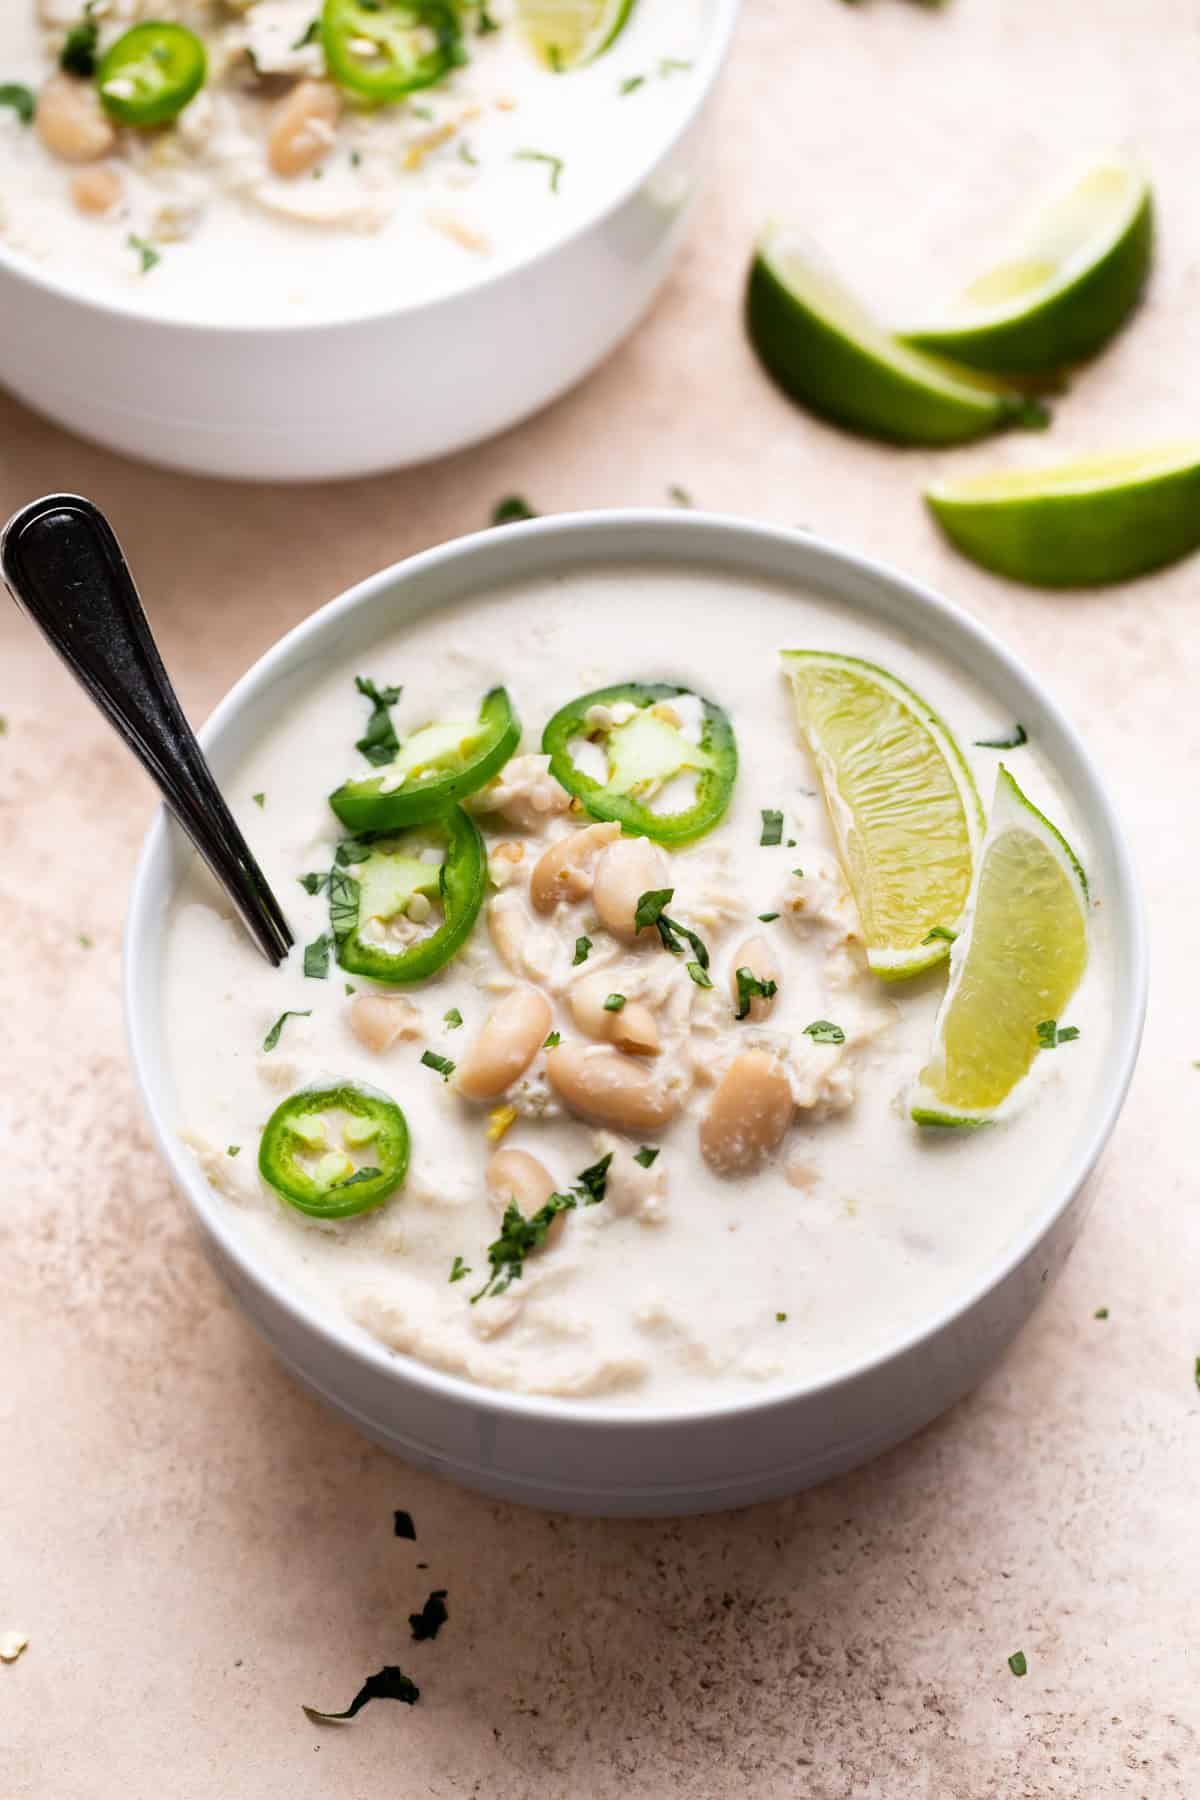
1007 1651 1027 1678
775 1312 787 1323
329 869 360 943
573 935 592 965
443 1007 463 1029
350 148 362 167
515 148 565 192
78 933 93 948
409 1590 448 1642
1036 1019 1080 1049
128 234 160 274
458 139 478 165
476 2 500 32
734 966 777 1020
758 911 780 923
393 1510 416 1540
668 483 693 506
975 724 1028 750
634 888 710 968
803 1019 845 1045
634 1146 659 1168
420 1050 455 1081
1194 1355 1200 1393
227 1145 241 1158
620 73 646 94
472 1193 576 1300
292 17 320 48
332 1166 382 1192
492 495 538 525
603 992 627 1012
60 12 100 76
303 933 332 979
0 85 35 125
574 1153 612 1205
299 871 329 896
760 809 783 846
303 1666 419 1723
449 1255 470 1283
1093 1306 1109 1320
634 888 673 931
791 866 804 878
334 836 374 867
353 675 403 767
658 56 693 75
252 792 265 808
344 982 356 996
543 1030 561 1048
262 1010 311 1052
922 925 957 944
687 962 713 988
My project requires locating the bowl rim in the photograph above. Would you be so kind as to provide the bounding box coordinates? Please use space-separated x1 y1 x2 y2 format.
0 0 741 338
124 508 1148 1432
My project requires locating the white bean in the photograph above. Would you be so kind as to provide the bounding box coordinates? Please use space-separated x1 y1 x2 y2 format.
700 1051 793 1176
70 163 122 215
592 836 670 941
267 79 340 177
545 1043 679 1132
729 935 779 1021
36 73 115 163
349 992 422 1055
568 972 659 1056
456 986 552 1100
529 821 621 913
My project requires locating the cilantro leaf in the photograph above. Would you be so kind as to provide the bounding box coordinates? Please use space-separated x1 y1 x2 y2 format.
634 1146 659 1168
354 675 403 767
0 85 35 125
734 966 778 1020
303 933 332 979
760 809 783 846
262 1010 311 1052
573 935 592 965
328 869 360 943
127 234 160 274
803 1019 845 1045
449 1255 470 1283
299 871 330 896
1036 1019 1080 1049
1007 1651 1028 1678
421 1050 455 1081
60 13 99 76
515 148 564 192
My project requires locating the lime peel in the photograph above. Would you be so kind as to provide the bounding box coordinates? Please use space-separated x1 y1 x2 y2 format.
515 0 635 68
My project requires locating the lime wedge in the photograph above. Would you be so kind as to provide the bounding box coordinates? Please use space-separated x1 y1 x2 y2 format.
747 225 1041 446
515 0 634 67
903 155 1152 373
926 443 1200 587
781 651 984 980
912 767 1089 1126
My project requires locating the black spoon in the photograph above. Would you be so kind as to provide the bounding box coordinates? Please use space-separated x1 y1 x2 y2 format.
1 494 293 967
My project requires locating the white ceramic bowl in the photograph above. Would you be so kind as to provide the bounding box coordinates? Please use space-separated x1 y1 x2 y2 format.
124 512 1147 1515
0 3 738 483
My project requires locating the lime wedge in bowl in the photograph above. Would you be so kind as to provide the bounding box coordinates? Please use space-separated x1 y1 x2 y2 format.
912 767 1089 1127
926 443 1200 587
782 651 984 980
747 225 1044 446
515 0 634 67
903 155 1152 374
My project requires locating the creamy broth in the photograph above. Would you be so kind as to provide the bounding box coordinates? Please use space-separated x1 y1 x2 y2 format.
162 565 1113 1411
0 1 708 323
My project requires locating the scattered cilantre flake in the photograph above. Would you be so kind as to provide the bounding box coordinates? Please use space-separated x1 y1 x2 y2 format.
420 1050 456 1081
449 1255 470 1283
633 888 710 969
603 993 627 1013
409 1590 448 1642
543 1030 561 1048
1036 1020 1080 1049
515 148 565 193
128 234 160 273
760 809 784 846
354 675 403 766
1093 1306 1109 1320
975 724 1028 750
335 835 374 867
668 483 694 506
472 1155 612 1300
775 1312 788 1323
443 1007 463 1029
252 792 265 808
492 495 538 525
1194 1355 1200 1393
758 911 780 923
291 17 320 48
303 1666 419 1723
262 1010 311 1052
393 1509 416 1540
734 966 777 1020
1007 1651 1028 1678
634 1146 659 1168
803 1019 845 1044
227 1145 240 1158
299 871 329 896
573 936 592 965
303 933 332 979
619 74 646 94
0 85 35 125
60 12 100 76
687 962 713 989
329 869 360 943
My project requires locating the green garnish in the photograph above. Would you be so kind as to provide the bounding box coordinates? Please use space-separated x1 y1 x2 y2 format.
803 1019 845 1044
619 74 645 94
1093 1306 1109 1319
458 140 478 165
78 933 93 948
299 871 329 896
687 962 713 988
1036 1020 1080 1049
515 148 564 193
633 888 710 969
734 967 778 1020
443 1007 463 1029
303 1666 419 1723
492 495 538 525
922 925 957 944
128 234 160 274
303 933 332 979
760 809 784 846
634 1146 659 1168
1194 1355 1199 1393
61 11 100 77
573 936 592 965
292 17 320 49
658 56 693 75
332 1166 383 1193
603 993 627 1013
420 1050 455 1081
354 675 403 767
791 866 804 878
476 4 500 33
344 982 356 996
449 1255 470 1283
0 85 35 125
262 1010 311 1052
334 836 374 867
252 792 265 808
775 1311 787 1323
976 724 1028 750
409 1590 448 1642
393 1510 416 1540
758 911 780 922
328 869 360 943
668 483 693 506
472 1154 611 1300
574 1153 612 1205
227 1145 241 1157
543 1030 561 1048
1007 1651 1028 1678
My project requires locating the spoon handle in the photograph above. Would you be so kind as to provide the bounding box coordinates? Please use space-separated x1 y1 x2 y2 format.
1 494 293 966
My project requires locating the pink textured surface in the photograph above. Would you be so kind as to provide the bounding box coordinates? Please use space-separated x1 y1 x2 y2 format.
2 2 1197 1792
